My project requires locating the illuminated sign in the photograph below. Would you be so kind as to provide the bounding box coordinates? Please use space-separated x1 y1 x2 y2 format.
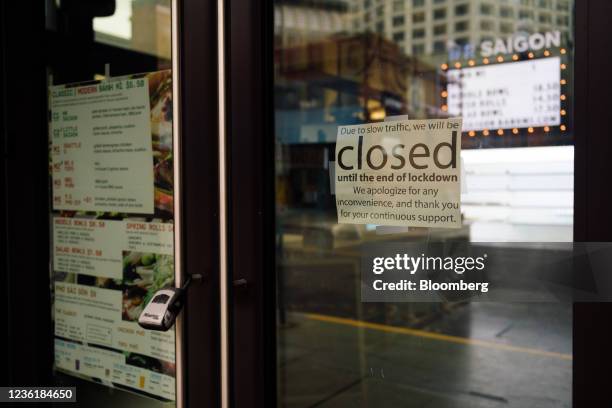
480 31 561 57
447 57 561 132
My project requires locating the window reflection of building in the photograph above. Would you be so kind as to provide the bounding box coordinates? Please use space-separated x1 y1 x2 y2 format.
275 33 422 210
273 0 574 242
350 0 573 62
274 1 445 142
131 0 171 60
274 1 350 48
93 0 171 61
276 32 443 127
274 5 447 220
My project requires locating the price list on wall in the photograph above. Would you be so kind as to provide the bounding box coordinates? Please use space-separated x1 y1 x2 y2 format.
447 57 561 132
50 78 155 214
49 71 176 402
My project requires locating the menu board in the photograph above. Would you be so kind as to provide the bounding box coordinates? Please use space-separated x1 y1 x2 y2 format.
50 78 155 213
447 57 561 131
49 71 176 401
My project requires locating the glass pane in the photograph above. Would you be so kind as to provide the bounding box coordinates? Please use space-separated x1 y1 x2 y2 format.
94 0 172 60
274 0 573 406
47 1 176 406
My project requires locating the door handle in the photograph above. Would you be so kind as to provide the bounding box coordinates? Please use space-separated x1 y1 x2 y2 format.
233 278 248 287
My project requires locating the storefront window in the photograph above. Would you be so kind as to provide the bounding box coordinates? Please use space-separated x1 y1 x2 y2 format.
47 1 176 406
274 0 574 405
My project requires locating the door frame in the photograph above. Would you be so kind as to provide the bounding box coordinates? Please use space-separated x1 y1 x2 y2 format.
572 1 612 406
573 0 612 241
1 0 52 389
0 0 225 406
178 0 222 406
223 0 277 406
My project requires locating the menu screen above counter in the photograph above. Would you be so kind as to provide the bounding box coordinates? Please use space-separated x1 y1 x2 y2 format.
447 57 561 132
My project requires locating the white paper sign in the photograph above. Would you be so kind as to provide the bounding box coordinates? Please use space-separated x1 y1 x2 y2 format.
50 78 155 213
335 119 462 228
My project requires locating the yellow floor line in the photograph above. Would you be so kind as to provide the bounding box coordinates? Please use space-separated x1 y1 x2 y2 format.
305 313 573 361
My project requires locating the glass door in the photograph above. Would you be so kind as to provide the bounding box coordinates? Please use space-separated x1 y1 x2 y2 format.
272 0 575 406
46 1 181 406
3 0 219 405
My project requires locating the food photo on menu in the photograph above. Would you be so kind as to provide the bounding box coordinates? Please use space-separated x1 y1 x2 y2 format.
149 70 174 218
122 251 175 322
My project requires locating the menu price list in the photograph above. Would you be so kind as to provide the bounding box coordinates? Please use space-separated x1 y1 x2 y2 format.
447 57 561 131
50 79 155 214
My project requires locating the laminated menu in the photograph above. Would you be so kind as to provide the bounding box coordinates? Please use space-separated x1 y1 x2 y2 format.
50 77 155 213
50 71 177 401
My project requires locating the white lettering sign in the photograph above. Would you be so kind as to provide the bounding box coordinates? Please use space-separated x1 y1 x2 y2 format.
480 31 561 57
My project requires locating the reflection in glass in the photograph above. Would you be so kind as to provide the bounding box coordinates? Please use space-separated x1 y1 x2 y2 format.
94 0 172 60
274 0 574 406
47 1 175 407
